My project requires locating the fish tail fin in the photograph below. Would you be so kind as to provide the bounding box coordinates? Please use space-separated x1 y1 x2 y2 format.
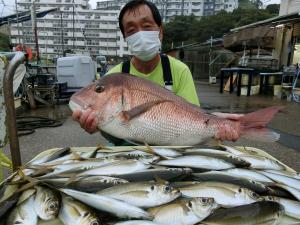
240 106 284 142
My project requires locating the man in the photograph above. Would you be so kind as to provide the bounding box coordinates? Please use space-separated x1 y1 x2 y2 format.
72 0 239 142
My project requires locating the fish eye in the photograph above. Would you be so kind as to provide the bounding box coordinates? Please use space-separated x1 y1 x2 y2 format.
251 192 258 198
238 188 242 193
201 198 208 203
49 203 56 209
150 185 155 190
164 185 171 192
94 85 105 93
188 201 193 207
92 221 100 225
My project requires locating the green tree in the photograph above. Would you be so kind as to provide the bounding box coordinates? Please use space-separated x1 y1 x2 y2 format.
0 33 10 51
238 0 257 9
266 4 280 15
163 15 198 51
162 4 276 50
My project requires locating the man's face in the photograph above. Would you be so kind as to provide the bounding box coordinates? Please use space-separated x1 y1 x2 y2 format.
122 4 163 40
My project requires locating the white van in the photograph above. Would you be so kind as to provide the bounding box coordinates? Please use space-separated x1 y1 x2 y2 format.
56 56 96 88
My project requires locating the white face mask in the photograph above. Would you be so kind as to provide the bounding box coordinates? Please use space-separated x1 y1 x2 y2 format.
126 31 161 62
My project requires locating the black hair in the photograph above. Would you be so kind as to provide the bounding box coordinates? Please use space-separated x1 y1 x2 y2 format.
118 0 162 37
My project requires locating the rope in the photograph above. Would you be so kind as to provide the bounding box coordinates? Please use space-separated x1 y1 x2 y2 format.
16 116 63 136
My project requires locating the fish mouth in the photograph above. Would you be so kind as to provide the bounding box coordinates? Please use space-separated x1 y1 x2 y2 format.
69 99 85 112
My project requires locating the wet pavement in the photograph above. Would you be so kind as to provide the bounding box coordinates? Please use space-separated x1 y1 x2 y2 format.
3 81 300 174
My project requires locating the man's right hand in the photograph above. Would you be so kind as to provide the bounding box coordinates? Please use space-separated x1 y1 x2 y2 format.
72 109 98 134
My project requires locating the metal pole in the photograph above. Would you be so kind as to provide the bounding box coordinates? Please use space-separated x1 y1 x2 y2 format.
3 52 25 170
31 1 40 63
7 19 11 45
15 0 21 44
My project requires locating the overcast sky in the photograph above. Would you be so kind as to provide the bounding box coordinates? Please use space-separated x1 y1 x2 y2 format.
0 0 282 17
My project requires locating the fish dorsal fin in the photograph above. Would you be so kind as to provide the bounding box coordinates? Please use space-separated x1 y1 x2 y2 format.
119 100 170 122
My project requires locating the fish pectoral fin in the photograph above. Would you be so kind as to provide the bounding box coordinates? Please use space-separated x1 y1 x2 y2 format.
118 100 170 122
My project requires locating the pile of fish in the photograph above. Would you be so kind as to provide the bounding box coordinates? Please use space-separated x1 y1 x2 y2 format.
0 144 300 225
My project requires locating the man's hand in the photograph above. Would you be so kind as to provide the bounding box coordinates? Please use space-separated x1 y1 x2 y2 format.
211 112 244 142
72 109 98 134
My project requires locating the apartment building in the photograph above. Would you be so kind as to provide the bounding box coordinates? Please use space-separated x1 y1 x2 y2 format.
11 0 130 59
97 0 238 21
203 0 238 16
10 0 238 59
279 0 300 16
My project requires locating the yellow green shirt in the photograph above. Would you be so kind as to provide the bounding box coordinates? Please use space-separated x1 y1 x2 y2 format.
106 55 200 106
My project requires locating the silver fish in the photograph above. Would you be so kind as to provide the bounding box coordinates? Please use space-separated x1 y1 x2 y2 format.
259 171 300 190
263 170 300 180
95 150 152 159
115 167 193 182
60 188 153 219
238 155 285 170
29 147 70 165
157 156 235 170
43 176 129 192
183 149 250 167
97 181 181 208
34 185 60 220
38 158 122 179
273 184 300 201
179 182 260 208
148 197 218 225
6 195 38 225
262 196 300 220
200 201 284 225
192 171 270 195
78 159 151 177
59 195 102 225
223 168 273 183
142 146 182 158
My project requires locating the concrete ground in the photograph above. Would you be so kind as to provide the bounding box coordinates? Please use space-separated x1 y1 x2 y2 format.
3 81 300 174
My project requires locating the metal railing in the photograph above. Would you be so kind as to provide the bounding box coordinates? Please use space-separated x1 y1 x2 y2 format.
3 52 25 170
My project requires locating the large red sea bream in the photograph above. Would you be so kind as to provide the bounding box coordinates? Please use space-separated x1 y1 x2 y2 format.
69 73 282 146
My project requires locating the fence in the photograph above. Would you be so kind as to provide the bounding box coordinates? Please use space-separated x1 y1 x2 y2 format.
180 46 237 81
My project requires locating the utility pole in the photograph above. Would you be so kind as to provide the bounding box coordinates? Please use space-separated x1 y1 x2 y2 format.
31 0 40 63
181 0 184 16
